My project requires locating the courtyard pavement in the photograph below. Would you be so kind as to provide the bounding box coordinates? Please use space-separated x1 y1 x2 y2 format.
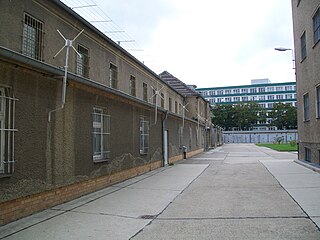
0 144 320 239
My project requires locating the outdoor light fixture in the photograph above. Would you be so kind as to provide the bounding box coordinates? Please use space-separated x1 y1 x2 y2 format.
274 47 296 70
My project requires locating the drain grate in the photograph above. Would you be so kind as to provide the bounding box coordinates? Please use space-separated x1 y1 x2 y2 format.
139 214 157 219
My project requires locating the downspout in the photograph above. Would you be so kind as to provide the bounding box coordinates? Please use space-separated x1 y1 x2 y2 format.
162 110 169 166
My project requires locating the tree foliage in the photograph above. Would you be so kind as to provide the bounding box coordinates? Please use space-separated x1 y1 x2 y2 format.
268 103 297 129
212 102 266 131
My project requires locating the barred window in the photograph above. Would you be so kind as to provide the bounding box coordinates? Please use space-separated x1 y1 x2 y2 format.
22 13 44 61
130 75 136 97
0 88 18 175
160 93 165 108
178 126 183 146
305 147 311 162
140 118 149 155
143 83 148 101
92 108 110 161
109 63 118 89
76 45 89 78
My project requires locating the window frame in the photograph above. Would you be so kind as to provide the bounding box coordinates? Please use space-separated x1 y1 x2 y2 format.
22 12 44 61
109 63 118 89
92 107 111 162
313 8 320 46
143 82 148 101
300 31 307 61
139 117 149 155
129 75 136 97
303 93 310 121
316 85 320 118
0 88 18 176
76 44 90 78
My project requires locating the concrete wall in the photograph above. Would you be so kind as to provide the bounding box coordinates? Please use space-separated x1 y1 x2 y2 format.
223 130 298 144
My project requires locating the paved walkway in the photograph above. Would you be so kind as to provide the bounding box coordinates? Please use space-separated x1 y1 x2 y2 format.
1 144 320 239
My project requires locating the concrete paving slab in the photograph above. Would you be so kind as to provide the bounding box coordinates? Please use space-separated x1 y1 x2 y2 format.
112 174 151 188
3 211 150 240
286 188 320 216
75 187 180 218
52 186 119 211
155 164 207 177
159 185 305 219
272 173 320 188
311 217 320 228
262 161 314 175
0 209 63 239
133 218 320 240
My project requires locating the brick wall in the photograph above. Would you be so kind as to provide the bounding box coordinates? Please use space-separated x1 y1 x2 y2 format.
0 160 162 226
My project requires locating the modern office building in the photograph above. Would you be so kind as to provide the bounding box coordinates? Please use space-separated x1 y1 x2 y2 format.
196 79 297 130
291 0 320 165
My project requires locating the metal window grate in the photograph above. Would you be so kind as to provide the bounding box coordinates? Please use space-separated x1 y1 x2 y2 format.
92 108 110 161
140 118 149 154
22 13 44 61
109 63 118 89
76 45 89 78
0 88 18 175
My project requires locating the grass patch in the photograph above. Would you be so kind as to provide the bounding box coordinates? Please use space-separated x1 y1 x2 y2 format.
256 143 298 151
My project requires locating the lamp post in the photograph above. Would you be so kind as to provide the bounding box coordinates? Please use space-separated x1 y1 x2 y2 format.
274 47 295 70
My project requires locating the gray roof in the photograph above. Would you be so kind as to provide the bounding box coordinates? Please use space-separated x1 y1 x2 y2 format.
159 71 200 97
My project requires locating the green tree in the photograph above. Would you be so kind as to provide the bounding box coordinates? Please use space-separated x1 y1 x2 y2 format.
212 102 266 130
269 103 297 129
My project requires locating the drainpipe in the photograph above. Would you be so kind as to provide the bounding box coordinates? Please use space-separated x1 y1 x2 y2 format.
162 110 169 166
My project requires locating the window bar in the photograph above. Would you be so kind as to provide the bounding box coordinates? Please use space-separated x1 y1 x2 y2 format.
7 96 11 174
11 96 16 173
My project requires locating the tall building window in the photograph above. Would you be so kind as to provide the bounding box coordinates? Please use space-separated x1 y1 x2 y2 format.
22 13 44 61
316 85 320 118
303 93 310 121
0 88 17 175
143 83 148 101
129 75 136 97
92 108 110 161
109 63 118 89
152 89 156 104
301 32 307 60
175 101 178 114
305 147 311 162
313 8 320 44
140 117 149 154
169 98 172 112
161 93 165 108
76 45 89 78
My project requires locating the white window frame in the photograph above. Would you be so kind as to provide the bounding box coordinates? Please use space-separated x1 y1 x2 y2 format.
92 107 110 161
76 45 89 77
0 88 18 175
140 118 149 155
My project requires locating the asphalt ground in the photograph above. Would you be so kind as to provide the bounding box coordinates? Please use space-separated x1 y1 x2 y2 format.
1 144 319 239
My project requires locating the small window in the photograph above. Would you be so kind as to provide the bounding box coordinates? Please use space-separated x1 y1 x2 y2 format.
143 83 148 101
303 93 310 121
129 75 136 97
109 63 118 89
22 13 44 60
152 89 156 104
316 85 320 118
178 126 183 146
301 32 307 60
76 45 89 77
140 117 149 155
305 147 311 162
169 98 172 112
0 88 18 175
313 8 320 45
160 93 165 108
175 101 178 114
92 108 110 161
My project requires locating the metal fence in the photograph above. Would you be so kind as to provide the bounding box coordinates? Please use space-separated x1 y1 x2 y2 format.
223 130 298 144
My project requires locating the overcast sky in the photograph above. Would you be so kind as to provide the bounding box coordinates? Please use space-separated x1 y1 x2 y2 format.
62 0 295 88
